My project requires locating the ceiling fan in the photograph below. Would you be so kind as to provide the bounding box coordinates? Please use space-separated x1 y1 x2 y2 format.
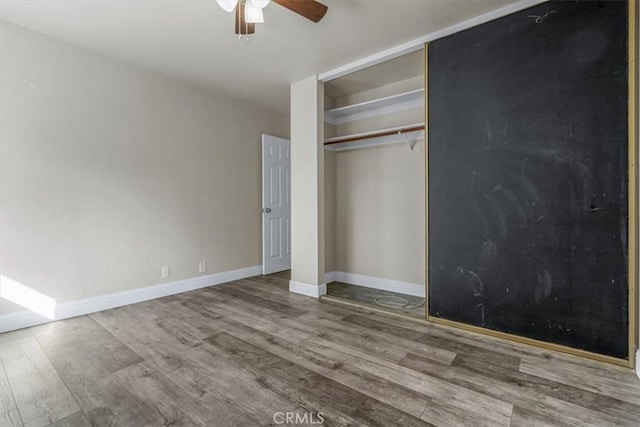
216 0 328 36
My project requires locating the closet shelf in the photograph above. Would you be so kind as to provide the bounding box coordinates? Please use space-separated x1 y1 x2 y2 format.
324 124 425 152
324 88 424 125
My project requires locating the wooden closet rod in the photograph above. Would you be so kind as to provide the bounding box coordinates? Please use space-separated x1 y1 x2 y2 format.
324 125 425 146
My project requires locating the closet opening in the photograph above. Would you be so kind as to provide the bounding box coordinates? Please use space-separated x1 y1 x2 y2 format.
321 49 426 320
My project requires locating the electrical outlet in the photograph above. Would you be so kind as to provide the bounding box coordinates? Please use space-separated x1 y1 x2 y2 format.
161 266 170 279
198 261 207 274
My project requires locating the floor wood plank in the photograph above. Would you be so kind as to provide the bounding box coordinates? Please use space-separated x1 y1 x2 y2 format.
0 409 22 427
212 286 307 318
45 411 90 427
205 331 433 426
0 338 79 427
283 311 457 365
0 360 19 419
31 317 144 380
236 277 360 319
204 331 367 426
302 336 513 426
344 314 521 371
327 281 425 319
111 362 255 427
520 355 640 407
509 405 574 427
165 364 301 426
204 313 433 418
401 352 637 427
1 273 639 426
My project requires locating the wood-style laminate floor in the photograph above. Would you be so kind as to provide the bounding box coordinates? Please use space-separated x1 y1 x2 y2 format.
326 282 425 319
1 272 640 426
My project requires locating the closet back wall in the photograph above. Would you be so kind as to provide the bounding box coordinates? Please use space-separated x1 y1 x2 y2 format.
0 21 288 315
325 143 425 286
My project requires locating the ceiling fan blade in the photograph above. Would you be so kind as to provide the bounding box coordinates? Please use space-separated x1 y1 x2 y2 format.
273 0 328 23
235 2 256 35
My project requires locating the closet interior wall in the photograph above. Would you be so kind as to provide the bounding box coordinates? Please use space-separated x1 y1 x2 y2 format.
323 50 425 290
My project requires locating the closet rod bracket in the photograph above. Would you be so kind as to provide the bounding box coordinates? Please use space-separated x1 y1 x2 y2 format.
399 130 418 152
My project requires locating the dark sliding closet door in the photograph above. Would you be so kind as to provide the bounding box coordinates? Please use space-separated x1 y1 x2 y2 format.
427 0 634 361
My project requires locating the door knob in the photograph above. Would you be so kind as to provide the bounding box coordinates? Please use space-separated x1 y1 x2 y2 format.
261 208 271 213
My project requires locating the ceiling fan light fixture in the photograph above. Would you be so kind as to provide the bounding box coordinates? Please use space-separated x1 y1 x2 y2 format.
247 0 270 8
245 3 264 23
216 0 238 13
223 0 326 38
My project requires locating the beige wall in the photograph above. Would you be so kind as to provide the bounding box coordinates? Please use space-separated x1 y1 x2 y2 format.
324 73 425 285
290 76 324 287
0 21 288 314
325 142 425 285
324 151 336 273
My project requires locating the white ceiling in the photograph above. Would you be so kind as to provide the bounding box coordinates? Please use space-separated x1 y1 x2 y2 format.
0 0 517 114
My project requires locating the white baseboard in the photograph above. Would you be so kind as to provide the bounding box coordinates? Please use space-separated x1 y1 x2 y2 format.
0 265 262 333
325 271 424 298
324 272 337 284
636 349 640 380
0 311 51 335
289 280 327 298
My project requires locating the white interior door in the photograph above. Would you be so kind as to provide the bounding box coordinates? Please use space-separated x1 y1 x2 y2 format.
262 134 291 275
